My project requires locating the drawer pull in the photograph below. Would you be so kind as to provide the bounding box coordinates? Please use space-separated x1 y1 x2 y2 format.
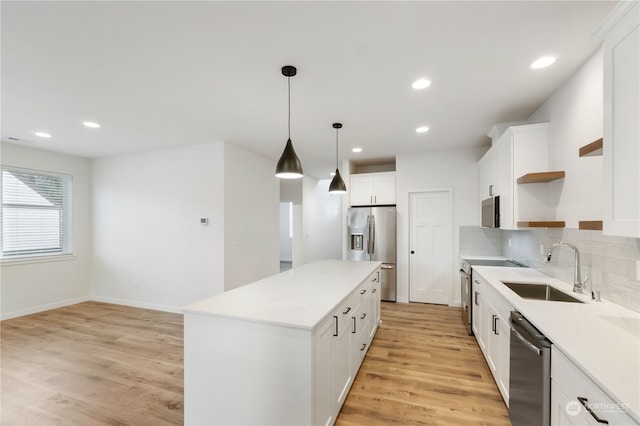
360 343 366 351
333 316 338 337
361 313 367 320
474 279 480 284
352 316 356 334
360 289 367 295
343 307 351 315
372 288 377 293
577 397 609 424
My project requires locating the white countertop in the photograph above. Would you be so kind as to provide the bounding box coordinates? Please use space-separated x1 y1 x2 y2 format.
473 265 640 421
183 259 381 330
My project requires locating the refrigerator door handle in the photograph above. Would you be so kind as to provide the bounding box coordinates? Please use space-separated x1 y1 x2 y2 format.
366 215 372 254
370 215 375 254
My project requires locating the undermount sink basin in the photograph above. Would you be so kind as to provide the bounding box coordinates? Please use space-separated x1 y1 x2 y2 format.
501 282 584 303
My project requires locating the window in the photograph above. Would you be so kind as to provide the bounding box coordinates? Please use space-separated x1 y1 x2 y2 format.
0 167 73 260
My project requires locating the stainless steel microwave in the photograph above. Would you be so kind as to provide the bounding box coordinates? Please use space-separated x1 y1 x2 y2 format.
481 196 500 228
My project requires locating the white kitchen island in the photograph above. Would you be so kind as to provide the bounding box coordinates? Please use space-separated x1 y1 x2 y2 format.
183 259 382 426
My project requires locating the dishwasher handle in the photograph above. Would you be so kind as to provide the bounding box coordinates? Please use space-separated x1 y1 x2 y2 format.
511 326 541 356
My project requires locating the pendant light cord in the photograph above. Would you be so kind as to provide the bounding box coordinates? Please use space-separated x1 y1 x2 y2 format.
335 128 339 169
288 77 291 140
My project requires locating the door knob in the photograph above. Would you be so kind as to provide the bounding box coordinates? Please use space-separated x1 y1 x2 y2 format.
410 250 415 254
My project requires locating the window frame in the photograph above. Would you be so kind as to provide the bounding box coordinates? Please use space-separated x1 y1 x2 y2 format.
0 166 74 264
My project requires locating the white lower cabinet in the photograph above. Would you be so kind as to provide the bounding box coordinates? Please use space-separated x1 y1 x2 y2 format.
472 272 512 405
551 347 638 425
315 317 335 426
316 268 381 425
331 311 353 412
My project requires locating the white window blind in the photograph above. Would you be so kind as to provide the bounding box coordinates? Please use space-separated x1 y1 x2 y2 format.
0 167 73 259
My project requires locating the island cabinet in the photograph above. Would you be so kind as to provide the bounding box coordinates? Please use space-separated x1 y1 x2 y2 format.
184 260 381 426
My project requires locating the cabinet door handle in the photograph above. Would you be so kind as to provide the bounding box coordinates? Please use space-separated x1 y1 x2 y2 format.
352 316 356 334
474 279 480 284
361 313 366 320
491 315 497 333
343 307 351 315
360 343 366 351
360 289 367 295
577 397 609 424
474 292 479 306
333 316 338 337
372 288 377 293
493 316 499 335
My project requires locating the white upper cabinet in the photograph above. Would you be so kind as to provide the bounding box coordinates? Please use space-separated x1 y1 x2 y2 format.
600 1 640 238
350 171 396 206
479 123 553 230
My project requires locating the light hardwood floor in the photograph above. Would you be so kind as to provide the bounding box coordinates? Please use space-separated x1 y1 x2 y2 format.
1 301 509 425
1 302 184 425
335 302 511 426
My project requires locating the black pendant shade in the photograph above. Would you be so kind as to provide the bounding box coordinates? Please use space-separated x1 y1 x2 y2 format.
275 65 303 179
329 168 347 193
328 122 347 193
276 138 303 179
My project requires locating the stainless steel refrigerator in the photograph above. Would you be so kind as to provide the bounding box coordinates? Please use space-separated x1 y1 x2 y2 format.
347 206 397 301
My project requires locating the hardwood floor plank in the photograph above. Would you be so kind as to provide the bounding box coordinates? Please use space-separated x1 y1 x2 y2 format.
335 302 511 426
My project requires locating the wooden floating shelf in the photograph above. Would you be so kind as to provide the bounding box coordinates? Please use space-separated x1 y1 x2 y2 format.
579 138 603 157
517 221 566 228
578 220 603 230
517 171 566 184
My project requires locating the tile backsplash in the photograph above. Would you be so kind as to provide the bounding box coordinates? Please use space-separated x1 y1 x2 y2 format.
459 226 503 257
460 226 640 312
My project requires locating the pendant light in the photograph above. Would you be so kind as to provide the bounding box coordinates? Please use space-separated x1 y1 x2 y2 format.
329 122 347 193
275 65 303 179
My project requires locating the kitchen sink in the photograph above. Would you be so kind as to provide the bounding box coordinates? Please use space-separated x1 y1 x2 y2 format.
501 282 584 303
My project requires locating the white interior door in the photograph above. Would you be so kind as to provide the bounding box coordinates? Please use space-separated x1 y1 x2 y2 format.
409 190 452 305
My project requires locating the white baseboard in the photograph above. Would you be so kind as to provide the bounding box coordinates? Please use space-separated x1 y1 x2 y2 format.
0 296 90 321
90 296 183 314
396 296 409 303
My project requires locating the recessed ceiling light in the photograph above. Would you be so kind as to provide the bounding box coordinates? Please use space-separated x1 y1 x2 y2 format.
83 121 101 128
416 126 430 133
531 56 556 69
412 79 431 90
34 132 52 138
352 147 363 153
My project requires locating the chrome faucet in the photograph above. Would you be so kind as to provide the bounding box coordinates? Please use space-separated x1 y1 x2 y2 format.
544 241 588 293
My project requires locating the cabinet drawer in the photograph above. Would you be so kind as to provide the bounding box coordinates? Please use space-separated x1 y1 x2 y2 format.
552 347 638 425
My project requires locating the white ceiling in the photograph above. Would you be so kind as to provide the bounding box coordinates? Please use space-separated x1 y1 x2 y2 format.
1 1 616 179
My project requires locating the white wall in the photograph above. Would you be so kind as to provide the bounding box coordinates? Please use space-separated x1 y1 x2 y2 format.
223 143 279 291
279 203 293 261
91 143 226 311
301 177 342 264
504 48 640 312
528 49 604 226
396 147 485 305
0 143 92 319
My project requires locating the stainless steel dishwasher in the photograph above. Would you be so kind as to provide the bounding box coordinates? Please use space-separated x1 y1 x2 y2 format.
509 311 552 426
